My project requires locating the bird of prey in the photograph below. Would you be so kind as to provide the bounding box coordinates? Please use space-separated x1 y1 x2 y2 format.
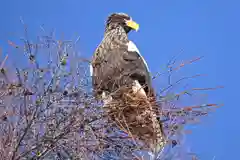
90 12 166 154
90 12 154 103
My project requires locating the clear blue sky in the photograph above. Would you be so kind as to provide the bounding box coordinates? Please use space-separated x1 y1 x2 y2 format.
0 0 238 159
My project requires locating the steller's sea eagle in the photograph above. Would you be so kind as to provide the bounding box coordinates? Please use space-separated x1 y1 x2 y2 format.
90 13 166 153
90 13 155 103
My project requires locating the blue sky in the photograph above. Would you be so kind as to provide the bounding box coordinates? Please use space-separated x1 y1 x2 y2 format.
0 0 239 159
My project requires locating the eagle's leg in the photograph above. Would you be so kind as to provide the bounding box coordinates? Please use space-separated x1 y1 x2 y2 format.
132 80 147 99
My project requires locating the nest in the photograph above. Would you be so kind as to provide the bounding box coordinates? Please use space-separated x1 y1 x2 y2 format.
103 87 166 153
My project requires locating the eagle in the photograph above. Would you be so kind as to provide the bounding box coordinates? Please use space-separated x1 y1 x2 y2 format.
90 13 154 103
90 13 166 154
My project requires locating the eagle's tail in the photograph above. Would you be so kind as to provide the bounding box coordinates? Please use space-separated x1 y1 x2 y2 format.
132 80 166 155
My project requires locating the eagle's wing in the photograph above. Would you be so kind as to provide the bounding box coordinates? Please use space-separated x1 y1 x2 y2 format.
124 40 154 97
90 40 154 99
127 41 150 72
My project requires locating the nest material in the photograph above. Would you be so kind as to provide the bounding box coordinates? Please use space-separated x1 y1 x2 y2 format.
103 87 166 153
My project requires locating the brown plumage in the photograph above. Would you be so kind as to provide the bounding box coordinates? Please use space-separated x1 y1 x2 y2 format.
90 13 166 154
91 13 153 99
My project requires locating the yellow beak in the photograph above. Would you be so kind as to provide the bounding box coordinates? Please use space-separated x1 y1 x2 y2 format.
126 20 139 31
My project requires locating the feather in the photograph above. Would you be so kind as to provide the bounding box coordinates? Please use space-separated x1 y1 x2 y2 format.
89 64 93 77
127 41 149 72
132 80 147 98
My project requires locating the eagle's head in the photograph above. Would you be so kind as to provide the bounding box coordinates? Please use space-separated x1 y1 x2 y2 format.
105 13 139 34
